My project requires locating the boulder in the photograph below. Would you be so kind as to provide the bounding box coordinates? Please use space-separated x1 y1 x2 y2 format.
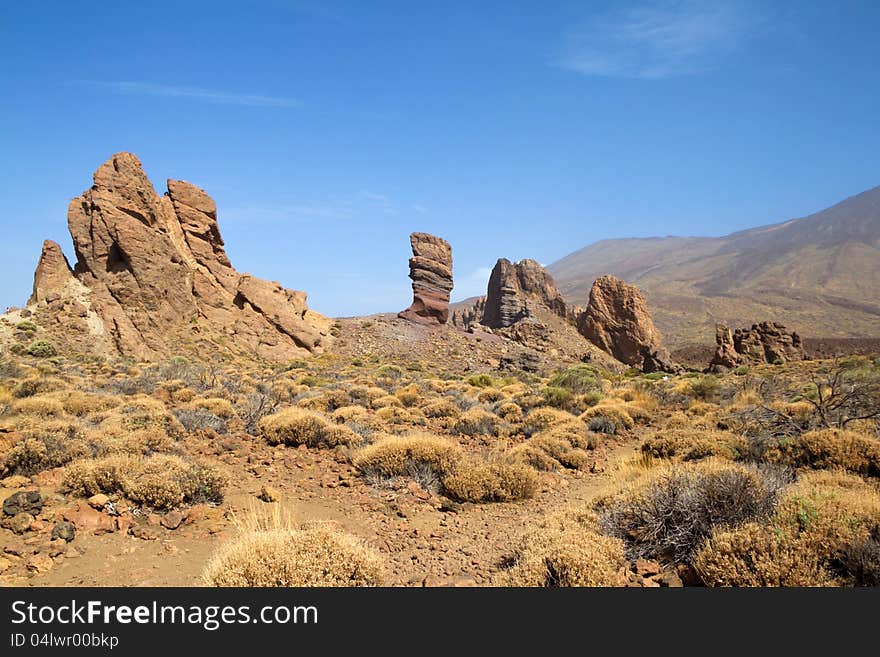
398 232 453 325
3 490 43 517
708 321 806 372
576 275 677 373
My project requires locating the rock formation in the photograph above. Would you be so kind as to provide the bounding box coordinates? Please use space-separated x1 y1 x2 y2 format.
25 152 332 361
576 275 677 373
451 297 485 331
481 258 569 328
708 322 805 372
398 232 453 325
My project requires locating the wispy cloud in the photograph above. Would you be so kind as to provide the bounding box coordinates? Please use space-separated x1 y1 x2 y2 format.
223 189 424 224
557 1 768 79
77 81 302 107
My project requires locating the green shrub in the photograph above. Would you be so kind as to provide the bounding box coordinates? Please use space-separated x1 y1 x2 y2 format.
27 341 58 358
547 365 602 395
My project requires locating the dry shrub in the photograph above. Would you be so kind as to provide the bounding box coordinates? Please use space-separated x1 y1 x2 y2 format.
259 408 360 448
395 384 423 407
495 402 523 423
12 377 65 398
13 397 66 418
100 396 184 440
374 406 426 427
371 394 402 409
453 408 504 437
349 385 386 406
204 525 384 587
695 471 880 586
62 453 226 509
421 399 461 419
52 391 120 416
477 388 506 404
497 512 626 587
598 460 790 564
1 422 103 475
641 429 747 462
580 404 635 432
186 397 236 419
758 428 880 478
330 405 373 425
522 408 580 436
511 434 591 471
352 433 461 479
442 457 538 503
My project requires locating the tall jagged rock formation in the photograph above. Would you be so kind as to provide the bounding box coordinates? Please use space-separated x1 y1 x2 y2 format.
708 322 805 372
398 232 453 325
481 258 570 328
576 275 677 373
25 152 332 361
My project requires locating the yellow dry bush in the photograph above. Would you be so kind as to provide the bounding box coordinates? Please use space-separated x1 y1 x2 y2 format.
421 398 461 419
477 388 506 404
371 394 402 409
732 389 761 408
496 512 627 587
496 402 523 423
696 471 880 587
259 408 359 447
441 457 538 503
513 392 546 412
97 428 176 455
523 408 580 435
453 407 504 437
50 391 120 417
186 397 236 419
540 420 599 450
13 397 66 418
686 400 717 417
1 421 102 476
761 429 880 477
12 377 65 399
374 406 426 427
349 385 387 407
330 405 373 425
694 522 834 587
395 384 423 408
352 433 461 479
522 434 592 470
62 453 227 509
296 395 332 412
580 404 635 431
641 429 747 462
664 412 690 428
203 525 384 587
100 396 184 440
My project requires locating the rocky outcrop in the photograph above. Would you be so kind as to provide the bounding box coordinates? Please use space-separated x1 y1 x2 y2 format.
482 258 569 328
576 275 677 373
708 322 805 372
29 241 75 305
451 297 485 331
26 152 332 361
398 232 453 325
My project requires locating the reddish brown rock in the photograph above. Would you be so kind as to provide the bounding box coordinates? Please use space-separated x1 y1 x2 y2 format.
29 240 75 305
482 258 569 328
576 275 677 373
708 321 805 372
398 232 453 325
25 152 332 361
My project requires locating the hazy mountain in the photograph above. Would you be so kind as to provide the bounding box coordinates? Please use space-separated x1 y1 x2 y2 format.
548 186 880 347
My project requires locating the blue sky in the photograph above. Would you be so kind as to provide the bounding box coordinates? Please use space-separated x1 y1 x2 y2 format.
1 1 879 316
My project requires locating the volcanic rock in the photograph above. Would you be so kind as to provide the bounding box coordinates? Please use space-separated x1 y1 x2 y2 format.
3 490 43 517
482 258 569 328
708 321 805 372
24 152 332 361
398 232 453 325
576 275 677 373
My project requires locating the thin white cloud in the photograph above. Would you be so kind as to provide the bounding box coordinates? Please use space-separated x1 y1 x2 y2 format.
411 204 429 214
79 81 302 107
557 1 768 79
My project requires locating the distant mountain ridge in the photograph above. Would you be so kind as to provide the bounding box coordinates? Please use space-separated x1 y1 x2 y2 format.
548 185 880 347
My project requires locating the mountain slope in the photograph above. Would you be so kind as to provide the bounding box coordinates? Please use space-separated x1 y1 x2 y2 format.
548 186 880 347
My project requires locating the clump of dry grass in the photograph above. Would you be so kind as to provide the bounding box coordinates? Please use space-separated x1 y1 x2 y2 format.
757 428 880 478
496 512 626 587
641 428 747 462
62 453 227 509
1 421 103 476
442 457 538 502
495 402 523 423
352 433 461 479
453 407 504 437
259 407 360 448
597 460 790 564
204 522 384 587
185 397 236 419
522 408 580 436
579 403 635 432
695 471 880 586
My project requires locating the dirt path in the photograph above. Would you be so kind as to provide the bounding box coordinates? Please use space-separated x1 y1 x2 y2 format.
20 436 642 587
